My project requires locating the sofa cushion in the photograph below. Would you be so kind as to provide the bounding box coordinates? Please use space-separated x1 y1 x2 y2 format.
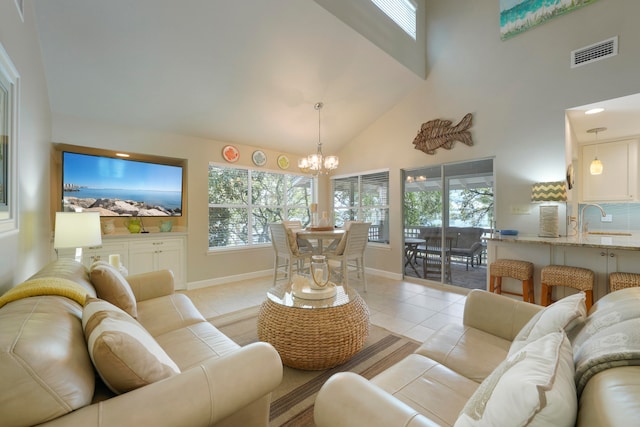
0 296 95 427
509 292 586 356
416 323 511 383
90 262 138 318
455 331 577 427
372 354 479 426
83 297 180 394
28 258 97 297
136 293 206 337
155 321 240 370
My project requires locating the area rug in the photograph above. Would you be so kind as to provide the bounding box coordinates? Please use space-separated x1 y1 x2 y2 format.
210 307 420 427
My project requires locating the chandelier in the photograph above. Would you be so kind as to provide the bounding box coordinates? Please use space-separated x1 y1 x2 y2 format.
298 102 339 175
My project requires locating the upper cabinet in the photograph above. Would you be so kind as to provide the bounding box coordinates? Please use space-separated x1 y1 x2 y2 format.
581 139 639 202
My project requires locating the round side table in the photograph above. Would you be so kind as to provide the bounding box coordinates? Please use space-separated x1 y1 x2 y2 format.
257 284 370 370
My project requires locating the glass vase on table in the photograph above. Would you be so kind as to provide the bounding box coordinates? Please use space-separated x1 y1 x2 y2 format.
311 255 330 289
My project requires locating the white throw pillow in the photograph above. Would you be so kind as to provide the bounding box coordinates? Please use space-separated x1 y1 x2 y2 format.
83 297 180 394
455 331 577 427
509 292 586 355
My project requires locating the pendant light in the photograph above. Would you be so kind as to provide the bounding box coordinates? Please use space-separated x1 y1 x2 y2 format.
587 127 606 175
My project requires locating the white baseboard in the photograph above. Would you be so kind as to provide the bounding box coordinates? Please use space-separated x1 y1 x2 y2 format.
187 269 272 290
187 267 401 290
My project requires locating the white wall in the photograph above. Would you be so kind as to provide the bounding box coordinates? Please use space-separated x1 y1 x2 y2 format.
51 114 309 285
0 1 52 292
336 0 640 276
14 0 640 288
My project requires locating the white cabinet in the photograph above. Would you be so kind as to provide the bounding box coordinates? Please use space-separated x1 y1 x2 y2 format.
581 139 638 202
554 246 640 301
128 238 185 288
84 241 129 267
57 234 187 289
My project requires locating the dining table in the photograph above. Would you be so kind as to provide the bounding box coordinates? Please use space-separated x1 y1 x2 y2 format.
296 228 346 255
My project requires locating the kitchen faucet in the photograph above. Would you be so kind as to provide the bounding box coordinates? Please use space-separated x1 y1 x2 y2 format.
579 203 607 234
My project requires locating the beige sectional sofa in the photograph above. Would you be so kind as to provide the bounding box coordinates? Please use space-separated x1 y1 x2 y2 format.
0 259 282 427
315 288 640 426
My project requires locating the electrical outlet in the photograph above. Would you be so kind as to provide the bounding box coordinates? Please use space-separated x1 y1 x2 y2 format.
511 205 530 215
601 214 613 222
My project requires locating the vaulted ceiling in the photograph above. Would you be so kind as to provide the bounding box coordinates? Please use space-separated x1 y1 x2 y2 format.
33 0 424 155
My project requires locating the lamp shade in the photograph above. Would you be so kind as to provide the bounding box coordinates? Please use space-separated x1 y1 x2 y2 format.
531 181 567 202
54 212 102 249
590 158 603 175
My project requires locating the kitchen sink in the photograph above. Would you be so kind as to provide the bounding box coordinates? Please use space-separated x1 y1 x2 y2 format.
588 231 632 236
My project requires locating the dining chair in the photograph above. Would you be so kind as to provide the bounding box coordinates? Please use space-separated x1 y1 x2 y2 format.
282 220 314 255
325 222 371 291
269 223 312 286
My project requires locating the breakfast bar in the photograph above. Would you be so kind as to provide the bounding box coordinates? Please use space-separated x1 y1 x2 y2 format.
486 232 640 303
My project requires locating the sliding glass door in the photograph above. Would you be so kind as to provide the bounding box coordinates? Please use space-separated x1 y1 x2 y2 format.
402 158 494 289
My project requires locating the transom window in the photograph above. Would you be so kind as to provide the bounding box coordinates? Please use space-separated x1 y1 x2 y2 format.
332 170 390 244
371 0 417 40
208 164 314 249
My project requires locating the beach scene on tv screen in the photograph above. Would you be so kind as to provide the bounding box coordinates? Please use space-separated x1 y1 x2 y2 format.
63 152 183 217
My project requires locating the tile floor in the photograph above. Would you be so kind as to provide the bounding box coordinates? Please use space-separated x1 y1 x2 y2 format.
181 273 468 343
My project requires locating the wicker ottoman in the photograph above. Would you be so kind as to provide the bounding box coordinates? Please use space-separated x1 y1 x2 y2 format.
257 284 370 370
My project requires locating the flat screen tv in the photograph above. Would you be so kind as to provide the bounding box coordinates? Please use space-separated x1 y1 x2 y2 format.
62 151 184 217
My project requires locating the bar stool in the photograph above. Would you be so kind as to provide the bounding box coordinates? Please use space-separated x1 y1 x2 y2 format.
609 272 640 292
489 259 535 303
541 265 594 310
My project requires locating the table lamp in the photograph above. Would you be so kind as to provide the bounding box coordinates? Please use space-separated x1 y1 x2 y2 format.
54 211 102 262
531 181 567 238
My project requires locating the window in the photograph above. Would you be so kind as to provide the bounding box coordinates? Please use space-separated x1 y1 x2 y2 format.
332 170 389 244
371 0 417 40
0 43 19 234
208 164 313 249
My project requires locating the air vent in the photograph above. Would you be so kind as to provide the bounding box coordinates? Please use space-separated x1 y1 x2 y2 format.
571 36 618 68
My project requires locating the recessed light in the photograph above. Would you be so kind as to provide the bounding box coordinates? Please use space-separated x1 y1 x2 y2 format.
585 108 604 115
115 153 130 158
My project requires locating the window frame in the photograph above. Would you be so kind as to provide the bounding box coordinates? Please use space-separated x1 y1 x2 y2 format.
207 162 315 251
0 43 19 234
331 168 390 246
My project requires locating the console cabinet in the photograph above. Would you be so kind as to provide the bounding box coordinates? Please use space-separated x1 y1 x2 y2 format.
58 234 187 289
128 238 185 287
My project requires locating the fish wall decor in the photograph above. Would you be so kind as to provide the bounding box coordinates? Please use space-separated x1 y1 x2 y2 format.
412 113 474 155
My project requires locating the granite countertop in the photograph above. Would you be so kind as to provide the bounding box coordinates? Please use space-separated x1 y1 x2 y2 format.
486 232 640 250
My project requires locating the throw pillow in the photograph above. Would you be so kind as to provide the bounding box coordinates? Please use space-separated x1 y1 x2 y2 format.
285 227 301 255
83 297 180 394
455 331 577 427
90 262 138 318
509 292 586 356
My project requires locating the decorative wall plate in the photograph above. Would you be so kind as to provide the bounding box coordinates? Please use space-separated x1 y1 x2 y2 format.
222 145 239 163
277 155 290 170
252 150 267 167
